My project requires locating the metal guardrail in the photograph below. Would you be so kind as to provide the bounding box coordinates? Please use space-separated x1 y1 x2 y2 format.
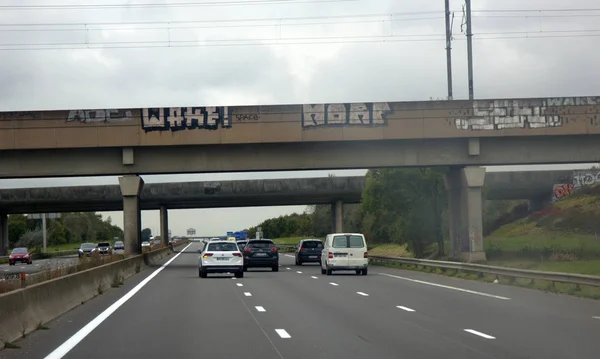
369 255 600 288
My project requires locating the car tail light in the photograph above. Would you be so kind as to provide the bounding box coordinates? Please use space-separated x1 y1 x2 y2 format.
203 253 213 258
300 247 305 252
364 252 368 258
244 247 252 253
328 252 333 259
270 247 277 253
233 253 242 257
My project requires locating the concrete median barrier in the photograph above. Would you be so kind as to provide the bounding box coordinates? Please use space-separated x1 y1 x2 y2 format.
0 243 187 346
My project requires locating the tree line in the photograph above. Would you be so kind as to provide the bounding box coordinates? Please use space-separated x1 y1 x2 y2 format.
7 212 123 251
246 168 528 258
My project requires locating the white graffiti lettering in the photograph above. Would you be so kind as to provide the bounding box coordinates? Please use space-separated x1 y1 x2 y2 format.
302 102 391 128
545 97 599 106
67 109 133 123
455 100 562 130
141 107 231 132
572 170 600 188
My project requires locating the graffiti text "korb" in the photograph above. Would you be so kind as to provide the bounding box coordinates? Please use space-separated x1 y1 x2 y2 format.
67 109 133 123
302 102 391 128
141 107 231 132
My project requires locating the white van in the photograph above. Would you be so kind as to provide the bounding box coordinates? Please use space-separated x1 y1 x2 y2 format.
321 233 368 276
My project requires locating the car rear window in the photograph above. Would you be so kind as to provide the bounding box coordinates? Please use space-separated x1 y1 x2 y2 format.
207 242 239 252
248 241 274 249
332 235 365 248
302 241 322 248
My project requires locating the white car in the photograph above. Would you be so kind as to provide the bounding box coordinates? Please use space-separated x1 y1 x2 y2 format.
198 241 244 278
321 233 368 276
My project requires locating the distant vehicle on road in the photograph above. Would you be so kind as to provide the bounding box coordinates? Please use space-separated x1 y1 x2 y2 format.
295 239 323 266
97 242 112 255
236 240 249 251
198 240 244 278
243 239 279 272
321 233 368 276
8 247 32 265
113 241 125 256
78 243 97 257
141 241 151 250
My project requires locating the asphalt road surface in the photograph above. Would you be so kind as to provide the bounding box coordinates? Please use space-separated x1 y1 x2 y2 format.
0 255 79 276
1 242 599 359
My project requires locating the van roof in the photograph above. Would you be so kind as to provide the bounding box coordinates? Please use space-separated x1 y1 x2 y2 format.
329 233 364 236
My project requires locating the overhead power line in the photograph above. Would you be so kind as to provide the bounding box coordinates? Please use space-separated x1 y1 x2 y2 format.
0 0 355 10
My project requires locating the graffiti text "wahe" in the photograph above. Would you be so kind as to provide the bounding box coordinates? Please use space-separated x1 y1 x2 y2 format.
141 107 231 132
302 103 391 128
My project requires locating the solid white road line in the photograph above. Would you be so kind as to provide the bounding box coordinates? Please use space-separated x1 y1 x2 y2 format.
379 273 511 300
464 329 496 339
44 242 193 359
244 292 252 297
296 271 303 274
275 329 291 339
396 306 415 312
236 283 243 287
311 276 318 279
329 282 339 286
356 292 369 296
255 306 266 312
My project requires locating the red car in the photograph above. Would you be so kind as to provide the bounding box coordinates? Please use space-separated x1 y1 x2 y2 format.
8 247 33 265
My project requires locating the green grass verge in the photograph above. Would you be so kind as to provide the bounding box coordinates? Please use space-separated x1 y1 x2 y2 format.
272 237 322 245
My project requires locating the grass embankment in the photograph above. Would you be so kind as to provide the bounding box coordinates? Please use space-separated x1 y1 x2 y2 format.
368 185 600 299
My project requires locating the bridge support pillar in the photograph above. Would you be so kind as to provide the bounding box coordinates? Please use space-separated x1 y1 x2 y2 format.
331 200 343 233
444 167 486 262
0 213 8 256
160 206 169 246
119 175 144 255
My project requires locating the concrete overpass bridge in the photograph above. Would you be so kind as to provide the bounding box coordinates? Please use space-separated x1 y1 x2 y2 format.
0 170 577 260
2 95 599 262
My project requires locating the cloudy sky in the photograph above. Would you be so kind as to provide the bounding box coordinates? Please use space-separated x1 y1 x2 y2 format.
0 0 599 236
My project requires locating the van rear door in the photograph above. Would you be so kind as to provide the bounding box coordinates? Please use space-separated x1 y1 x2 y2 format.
345 234 367 267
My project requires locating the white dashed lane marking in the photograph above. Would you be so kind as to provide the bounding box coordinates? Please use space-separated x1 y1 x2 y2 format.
329 282 339 286
244 292 252 297
275 329 291 339
356 292 369 296
396 306 415 312
296 271 303 274
311 276 318 279
236 283 243 287
464 329 496 339
255 306 266 312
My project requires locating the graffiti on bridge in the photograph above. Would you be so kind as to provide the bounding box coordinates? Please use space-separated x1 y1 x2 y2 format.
301 102 392 128
67 109 133 123
0 111 39 120
552 183 574 202
141 107 231 132
573 170 600 188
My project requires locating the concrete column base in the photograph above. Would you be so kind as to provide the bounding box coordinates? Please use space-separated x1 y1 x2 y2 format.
0 213 8 256
160 206 169 246
460 251 487 263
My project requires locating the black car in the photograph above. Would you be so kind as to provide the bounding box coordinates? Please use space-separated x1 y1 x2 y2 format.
243 239 279 272
295 239 323 265
78 242 97 257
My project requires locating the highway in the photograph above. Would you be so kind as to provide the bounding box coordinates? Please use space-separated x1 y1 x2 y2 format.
1 242 599 359
0 255 79 277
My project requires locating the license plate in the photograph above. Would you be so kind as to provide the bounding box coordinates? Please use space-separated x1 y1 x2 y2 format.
309 256 317 259
216 257 229 261
255 253 267 257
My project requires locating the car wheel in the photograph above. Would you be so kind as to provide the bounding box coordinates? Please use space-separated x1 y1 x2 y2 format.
198 268 202 278
321 268 326 275
243 266 248 272
272 265 279 272
355 269 361 275
362 268 368 276
326 269 332 276
236 271 244 278
28 260 32 265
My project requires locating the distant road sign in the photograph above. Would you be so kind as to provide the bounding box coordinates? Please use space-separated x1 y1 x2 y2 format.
187 228 196 236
